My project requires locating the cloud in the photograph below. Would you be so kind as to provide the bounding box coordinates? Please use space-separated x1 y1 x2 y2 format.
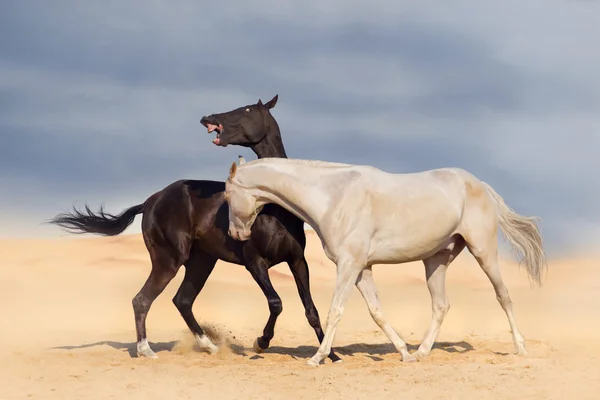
1 0 599 257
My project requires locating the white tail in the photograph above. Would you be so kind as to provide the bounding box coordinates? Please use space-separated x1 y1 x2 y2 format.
482 182 547 287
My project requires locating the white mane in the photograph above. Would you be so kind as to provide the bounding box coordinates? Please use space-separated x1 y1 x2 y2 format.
240 157 355 169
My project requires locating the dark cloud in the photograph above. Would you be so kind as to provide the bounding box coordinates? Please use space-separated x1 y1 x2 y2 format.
2 4 589 119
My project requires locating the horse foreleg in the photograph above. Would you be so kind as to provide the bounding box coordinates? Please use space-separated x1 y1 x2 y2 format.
288 256 342 363
245 258 283 353
355 267 415 362
307 259 363 367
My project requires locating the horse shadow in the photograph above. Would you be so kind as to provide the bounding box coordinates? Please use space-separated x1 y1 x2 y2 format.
261 341 474 361
51 340 251 358
51 341 178 358
51 340 473 361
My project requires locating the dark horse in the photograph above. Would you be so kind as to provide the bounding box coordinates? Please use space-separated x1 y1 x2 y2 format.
49 95 340 362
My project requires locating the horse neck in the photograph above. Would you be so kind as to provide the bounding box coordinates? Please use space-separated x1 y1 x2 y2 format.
242 163 328 227
251 116 288 159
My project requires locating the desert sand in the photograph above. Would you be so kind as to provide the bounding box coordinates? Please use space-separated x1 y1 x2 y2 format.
1 230 599 399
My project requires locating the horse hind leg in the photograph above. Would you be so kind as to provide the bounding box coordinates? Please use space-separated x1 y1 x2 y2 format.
412 236 466 359
464 230 528 355
132 254 180 358
172 247 219 355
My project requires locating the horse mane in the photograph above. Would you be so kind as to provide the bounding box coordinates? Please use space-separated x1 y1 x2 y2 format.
241 157 354 169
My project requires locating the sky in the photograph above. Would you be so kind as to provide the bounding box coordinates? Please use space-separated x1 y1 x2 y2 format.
1 0 599 257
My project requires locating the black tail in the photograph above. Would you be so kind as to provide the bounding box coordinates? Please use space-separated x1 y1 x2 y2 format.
48 203 144 236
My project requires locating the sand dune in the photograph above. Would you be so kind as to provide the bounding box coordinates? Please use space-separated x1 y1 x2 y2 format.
1 230 599 399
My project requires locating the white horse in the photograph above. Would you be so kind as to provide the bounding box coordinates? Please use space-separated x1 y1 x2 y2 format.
224 157 546 366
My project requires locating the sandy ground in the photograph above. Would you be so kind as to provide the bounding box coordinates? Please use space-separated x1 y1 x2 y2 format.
1 230 599 399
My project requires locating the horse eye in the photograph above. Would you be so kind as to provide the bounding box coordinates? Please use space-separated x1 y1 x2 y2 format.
245 108 250 112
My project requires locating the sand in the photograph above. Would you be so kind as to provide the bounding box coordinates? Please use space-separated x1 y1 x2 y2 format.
1 230 599 399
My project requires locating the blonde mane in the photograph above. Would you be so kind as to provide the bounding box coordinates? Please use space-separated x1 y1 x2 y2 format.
240 157 354 169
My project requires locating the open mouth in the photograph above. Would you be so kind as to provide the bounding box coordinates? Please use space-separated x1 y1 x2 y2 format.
207 124 223 145
200 117 225 146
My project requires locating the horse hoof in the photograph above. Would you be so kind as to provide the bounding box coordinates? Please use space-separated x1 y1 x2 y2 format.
411 350 429 360
402 353 418 363
333 358 343 364
253 338 264 354
138 350 158 359
514 335 528 356
136 340 158 359
137 347 158 359
194 334 219 355
306 358 320 367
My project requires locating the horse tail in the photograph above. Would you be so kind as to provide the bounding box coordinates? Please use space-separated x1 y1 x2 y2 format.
48 203 144 236
482 182 547 287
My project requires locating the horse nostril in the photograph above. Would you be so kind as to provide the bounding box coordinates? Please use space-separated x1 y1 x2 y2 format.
228 229 232 237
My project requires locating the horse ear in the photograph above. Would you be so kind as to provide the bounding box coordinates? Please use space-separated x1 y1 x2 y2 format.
257 99 263 107
238 155 246 165
265 94 278 109
229 161 237 182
